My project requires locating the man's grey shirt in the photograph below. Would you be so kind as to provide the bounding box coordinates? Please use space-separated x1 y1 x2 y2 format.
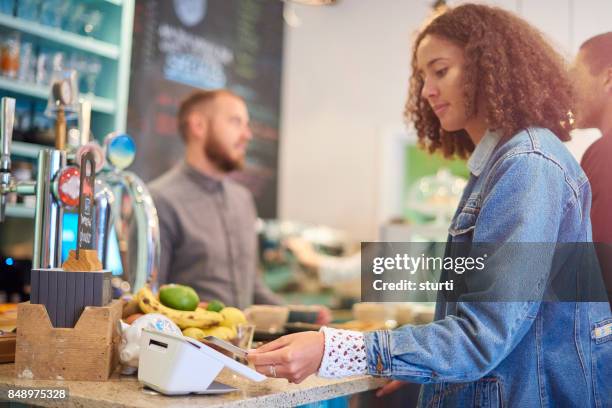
149 162 282 309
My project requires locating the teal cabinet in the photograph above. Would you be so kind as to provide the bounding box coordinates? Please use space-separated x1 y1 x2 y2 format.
0 0 134 219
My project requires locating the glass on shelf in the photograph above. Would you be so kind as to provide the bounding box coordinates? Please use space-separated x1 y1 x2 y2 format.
83 55 101 95
35 51 50 85
35 50 65 86
1 32 20 79
51 51 64 72
15 0 40 22
63 2 86 34
39 0 70 29
17 41 35 82
62 2 105 39
67 52 87 87
83 10 104 38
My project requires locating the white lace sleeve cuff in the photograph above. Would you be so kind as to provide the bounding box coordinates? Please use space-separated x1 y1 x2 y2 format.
317 326 368 378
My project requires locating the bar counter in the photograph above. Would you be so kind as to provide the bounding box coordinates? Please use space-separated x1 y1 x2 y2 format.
0 364 388 407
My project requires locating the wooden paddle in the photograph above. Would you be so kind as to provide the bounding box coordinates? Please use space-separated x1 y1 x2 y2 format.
62 151 102 272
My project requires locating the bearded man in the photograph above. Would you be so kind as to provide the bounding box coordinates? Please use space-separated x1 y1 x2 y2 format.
149 90 283 308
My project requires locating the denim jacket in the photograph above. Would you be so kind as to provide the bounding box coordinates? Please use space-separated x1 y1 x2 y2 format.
364 128 612 407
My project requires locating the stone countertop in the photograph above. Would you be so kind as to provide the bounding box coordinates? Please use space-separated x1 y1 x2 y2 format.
0 364 388 408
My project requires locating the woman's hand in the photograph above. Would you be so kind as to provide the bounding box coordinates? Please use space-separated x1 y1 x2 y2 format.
247 331 325 384
285 237 321 270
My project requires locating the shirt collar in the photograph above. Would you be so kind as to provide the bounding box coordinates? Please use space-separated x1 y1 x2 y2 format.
180 161 224 192
467 129 502 177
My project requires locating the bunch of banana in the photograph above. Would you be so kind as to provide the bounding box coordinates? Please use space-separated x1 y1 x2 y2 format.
182 307 248 341
183 326 235 341
136 286 222 329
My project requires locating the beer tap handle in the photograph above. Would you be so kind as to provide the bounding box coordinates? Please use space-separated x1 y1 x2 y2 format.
0 97 16 222
78 100 92 146
0 97 15 173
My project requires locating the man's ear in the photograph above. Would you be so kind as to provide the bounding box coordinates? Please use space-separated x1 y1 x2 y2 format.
187 113 208 141
604 66 612 94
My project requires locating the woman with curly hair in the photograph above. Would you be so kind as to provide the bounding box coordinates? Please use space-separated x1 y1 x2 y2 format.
248 4 612 406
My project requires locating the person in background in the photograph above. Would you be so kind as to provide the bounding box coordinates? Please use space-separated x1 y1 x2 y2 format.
247 4 612 407
285 236 361 284
571 31 612 307
149 90 283 309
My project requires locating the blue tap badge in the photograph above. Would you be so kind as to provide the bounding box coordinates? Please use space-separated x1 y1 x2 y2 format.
105 133 136 170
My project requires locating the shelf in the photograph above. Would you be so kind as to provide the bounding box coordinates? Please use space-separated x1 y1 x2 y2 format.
0 0 133 142
5 204 35 219
0 14 119 60
0 77 116 114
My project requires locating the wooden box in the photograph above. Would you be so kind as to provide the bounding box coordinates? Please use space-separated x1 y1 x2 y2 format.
15 300 122 381
0 333 16 363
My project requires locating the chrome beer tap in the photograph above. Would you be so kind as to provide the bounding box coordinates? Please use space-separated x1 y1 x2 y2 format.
0 97 37 223
1 90 158 292
0 96 63 269
0 97 17 222
98 132 160 292
0 87 111 271
1 98 38 222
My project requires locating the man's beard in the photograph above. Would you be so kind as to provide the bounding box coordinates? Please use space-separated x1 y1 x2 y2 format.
204 135 245 173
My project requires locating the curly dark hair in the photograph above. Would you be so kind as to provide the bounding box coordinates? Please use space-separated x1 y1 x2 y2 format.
406 4 573 159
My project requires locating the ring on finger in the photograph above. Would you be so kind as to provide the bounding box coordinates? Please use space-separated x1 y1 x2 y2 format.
269 364 277 377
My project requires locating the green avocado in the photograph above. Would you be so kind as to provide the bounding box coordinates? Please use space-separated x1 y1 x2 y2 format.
159 284 200 311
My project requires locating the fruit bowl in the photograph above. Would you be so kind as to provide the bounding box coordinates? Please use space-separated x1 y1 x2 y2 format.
244 305 289 332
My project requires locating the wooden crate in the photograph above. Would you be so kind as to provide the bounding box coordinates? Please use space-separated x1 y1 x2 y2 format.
15 300 123 381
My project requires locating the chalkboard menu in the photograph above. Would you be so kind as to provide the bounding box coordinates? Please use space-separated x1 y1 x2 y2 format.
127 0 284 217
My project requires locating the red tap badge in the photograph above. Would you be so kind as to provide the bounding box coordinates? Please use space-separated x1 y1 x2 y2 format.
58 166 80 208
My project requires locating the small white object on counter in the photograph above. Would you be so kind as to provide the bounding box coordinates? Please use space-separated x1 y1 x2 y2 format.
118 313 182 375
138 329 266 395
